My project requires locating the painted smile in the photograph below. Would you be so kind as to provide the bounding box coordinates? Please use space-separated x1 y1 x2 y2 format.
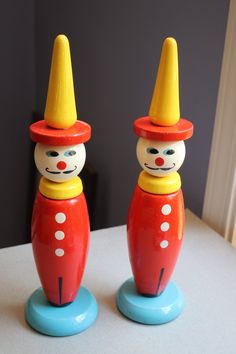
45 166 77 174
144 163 176 171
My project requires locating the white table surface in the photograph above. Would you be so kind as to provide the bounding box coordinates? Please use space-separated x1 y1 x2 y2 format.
0 209 236 354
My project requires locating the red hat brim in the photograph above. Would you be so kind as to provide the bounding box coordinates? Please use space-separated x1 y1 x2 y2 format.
30 120 91 146
134 116 193 141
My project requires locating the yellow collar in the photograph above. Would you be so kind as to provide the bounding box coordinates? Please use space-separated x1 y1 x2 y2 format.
138 170 181 194
39 176 83 200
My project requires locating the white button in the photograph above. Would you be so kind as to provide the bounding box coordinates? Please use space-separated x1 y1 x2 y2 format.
161 204 172 215
55 248 64 257
55 212 66 224
55 231 65 240
160 240 169 248
160 222 170 232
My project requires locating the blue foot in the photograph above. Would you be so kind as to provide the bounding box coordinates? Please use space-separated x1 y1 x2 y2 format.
116 278 184 325
25 286 98 336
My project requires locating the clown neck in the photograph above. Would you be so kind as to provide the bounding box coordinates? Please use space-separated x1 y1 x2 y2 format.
138 171 181 195
39 176 83 200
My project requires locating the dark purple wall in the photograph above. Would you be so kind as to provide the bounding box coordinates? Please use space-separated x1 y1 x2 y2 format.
35 0 229 229
0 0 229 247
0 0 35 247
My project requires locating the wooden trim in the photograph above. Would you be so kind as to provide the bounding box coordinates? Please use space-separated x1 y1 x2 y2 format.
202 0 236 245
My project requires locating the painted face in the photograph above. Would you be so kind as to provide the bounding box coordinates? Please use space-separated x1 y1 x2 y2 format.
34 143 86 182
136 138 185 177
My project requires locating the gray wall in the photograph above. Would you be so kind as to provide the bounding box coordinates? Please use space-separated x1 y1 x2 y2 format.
35 0 229 229
0 0 35 247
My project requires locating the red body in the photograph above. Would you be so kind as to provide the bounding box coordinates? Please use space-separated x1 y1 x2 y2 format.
31 192 89 306
127 185 184 296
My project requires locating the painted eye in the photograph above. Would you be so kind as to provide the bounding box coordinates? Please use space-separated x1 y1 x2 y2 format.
64 150 76 157
46 151 59 157
163 149 175 155
147 148 159 154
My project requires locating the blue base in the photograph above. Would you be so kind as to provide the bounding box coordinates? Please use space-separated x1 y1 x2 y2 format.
116 278 184 325
25 287 98 336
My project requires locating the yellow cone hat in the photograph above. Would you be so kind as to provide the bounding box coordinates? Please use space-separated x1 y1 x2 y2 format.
44 34 77 129
30 35 91 145
134 37 193 141
149 37 180 126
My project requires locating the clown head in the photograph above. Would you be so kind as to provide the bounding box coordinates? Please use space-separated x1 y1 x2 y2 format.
34 143 86 182
136 138 185 177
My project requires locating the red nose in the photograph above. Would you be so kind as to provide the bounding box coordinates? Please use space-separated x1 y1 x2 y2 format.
57 161 67 170
155 157 165 166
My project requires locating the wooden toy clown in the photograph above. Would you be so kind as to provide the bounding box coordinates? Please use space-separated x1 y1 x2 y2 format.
25 35 98 336
117 37 193 325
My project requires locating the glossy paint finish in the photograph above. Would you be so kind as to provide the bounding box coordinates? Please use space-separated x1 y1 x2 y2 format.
134 117 193 141
29 120 91 146
116 278 184 325
32 192 89 306
25 286 98 336
127 186 184 296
